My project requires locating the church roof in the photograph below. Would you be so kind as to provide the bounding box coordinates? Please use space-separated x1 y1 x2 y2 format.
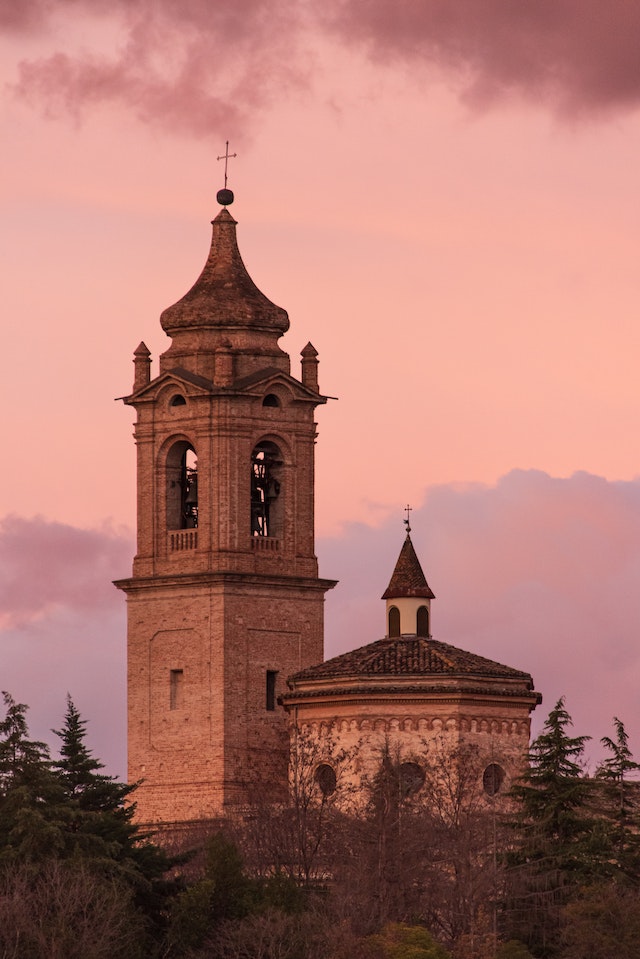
382 533 435 599
160 209 289 336
288 635 533 685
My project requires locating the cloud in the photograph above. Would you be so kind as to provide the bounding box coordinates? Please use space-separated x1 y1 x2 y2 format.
6 0 640 134
324 0 640 117
0 516 132 778
0 515 131 629
8 0 310 137
319 469 640 770
0 0 51 33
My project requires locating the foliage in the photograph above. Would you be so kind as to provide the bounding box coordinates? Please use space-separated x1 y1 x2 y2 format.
5 692 640 958
594 716 640 882
241 725 353 886
495 943 535 959
358 922 451 959
505 698 597 954
0 692 174 955
196 907 343 959
168 831 308 955
560 884 640 959
0 855 146 959
335 737 501 948
0 691 67 861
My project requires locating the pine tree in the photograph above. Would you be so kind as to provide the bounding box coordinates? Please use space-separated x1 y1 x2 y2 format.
505 698 597 956
596 716 640 883
0 691 66 861
52 695 172 901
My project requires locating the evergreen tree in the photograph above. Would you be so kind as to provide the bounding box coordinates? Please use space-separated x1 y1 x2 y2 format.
505 698 599 956
52 694 139 849
0 693 175 953
0 691 67 861
595 716 640 882
52 695 174 936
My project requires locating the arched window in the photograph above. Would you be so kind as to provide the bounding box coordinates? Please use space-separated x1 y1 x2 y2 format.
388 606 400 637
166 442 198 530
251 441 283 538
262 393 280 408
417 605 430 637
315 763 337 797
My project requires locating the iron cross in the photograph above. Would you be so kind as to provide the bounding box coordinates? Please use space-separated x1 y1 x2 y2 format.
217 141 237 189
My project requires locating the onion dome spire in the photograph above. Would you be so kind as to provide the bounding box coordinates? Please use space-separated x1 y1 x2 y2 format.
160 210 289 337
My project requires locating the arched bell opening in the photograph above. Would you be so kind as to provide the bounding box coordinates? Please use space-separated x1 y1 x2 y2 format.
166 441 198 530
417 605 430 637
250 441 283 539
388 606 400 638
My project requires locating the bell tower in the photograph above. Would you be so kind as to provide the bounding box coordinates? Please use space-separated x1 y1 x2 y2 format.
115 188 335 823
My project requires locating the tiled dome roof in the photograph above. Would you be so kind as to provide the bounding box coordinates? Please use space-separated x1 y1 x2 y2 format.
290 635 533 684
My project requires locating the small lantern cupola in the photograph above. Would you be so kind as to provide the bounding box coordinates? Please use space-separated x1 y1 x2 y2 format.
382 526 435 638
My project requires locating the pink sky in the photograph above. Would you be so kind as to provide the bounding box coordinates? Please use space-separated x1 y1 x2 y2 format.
2 1 640 777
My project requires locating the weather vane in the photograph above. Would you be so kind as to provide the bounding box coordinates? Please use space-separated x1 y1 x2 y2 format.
216 140 237 207
404 504 412 533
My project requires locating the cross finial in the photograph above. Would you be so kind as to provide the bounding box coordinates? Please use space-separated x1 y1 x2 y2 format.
217 140 237 189
404 504 412 534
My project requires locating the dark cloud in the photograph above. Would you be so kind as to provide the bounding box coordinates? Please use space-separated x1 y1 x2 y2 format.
319 470 640 769
324 0 640 116
0 0 51 32
7 0 640 134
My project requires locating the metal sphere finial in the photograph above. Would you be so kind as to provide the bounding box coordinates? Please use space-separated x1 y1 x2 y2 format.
217 188 234 206
216 141 237 207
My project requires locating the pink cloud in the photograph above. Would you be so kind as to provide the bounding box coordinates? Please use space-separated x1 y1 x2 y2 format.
0 515 131 629
0 0 51 33
6 0 640 135
8 0 310 137
0 516 132 777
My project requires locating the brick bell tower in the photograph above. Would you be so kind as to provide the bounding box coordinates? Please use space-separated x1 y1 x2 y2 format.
115 184 335 823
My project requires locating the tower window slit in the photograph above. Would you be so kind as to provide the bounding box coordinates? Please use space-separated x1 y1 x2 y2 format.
266 670 277 711
170 669 184 710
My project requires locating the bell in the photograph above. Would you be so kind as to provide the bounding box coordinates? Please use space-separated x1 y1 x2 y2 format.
185 478 198 505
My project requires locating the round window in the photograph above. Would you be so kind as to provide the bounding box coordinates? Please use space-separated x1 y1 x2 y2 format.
315 763 337 797
483 763 505 797
399 762 425 797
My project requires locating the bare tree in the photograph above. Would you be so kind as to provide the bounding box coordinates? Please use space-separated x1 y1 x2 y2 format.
0 859 146 959
241 725 356 885
333 737 505 950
